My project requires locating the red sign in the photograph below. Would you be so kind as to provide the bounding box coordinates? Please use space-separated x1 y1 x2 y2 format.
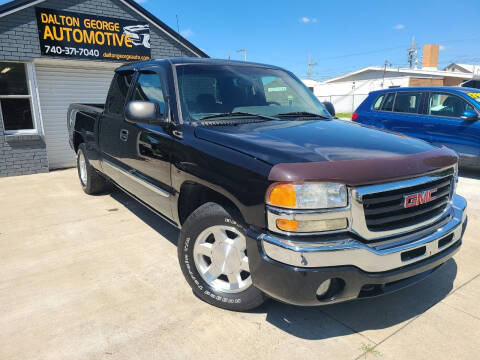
403 188 438 208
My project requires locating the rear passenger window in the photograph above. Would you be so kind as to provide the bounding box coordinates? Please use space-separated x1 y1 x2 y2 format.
373 95 384 110
393 92 422 113
381 93 395 111
106 72 133 115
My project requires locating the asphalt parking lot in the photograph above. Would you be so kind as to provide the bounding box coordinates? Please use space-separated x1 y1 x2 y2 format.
1 168 479 360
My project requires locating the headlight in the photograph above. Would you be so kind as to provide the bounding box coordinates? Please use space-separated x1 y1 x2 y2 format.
267 182 348 209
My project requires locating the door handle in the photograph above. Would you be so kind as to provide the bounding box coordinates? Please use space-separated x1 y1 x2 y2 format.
120 129 129 142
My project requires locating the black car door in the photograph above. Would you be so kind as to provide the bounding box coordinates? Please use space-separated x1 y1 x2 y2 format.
118 69 174 218
99 70 134 185
99 69 174 219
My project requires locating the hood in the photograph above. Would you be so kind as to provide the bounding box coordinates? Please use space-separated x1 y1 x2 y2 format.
194 119 436 165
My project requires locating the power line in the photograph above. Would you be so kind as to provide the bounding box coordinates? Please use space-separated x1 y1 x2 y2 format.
313 45 406 61
304 36 480 63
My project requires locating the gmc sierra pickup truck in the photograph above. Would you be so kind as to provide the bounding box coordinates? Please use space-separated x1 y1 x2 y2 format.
68 58 467 311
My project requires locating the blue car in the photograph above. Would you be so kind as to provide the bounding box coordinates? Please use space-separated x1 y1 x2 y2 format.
353 87 480 168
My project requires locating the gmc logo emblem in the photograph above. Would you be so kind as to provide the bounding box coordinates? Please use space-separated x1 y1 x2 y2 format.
403 188 438 208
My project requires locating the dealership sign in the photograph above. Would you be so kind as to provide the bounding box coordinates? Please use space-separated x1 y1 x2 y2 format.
35 7 151 62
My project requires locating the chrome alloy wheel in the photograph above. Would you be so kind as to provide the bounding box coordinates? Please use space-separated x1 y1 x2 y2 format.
78 150 87 186
193 225 252 293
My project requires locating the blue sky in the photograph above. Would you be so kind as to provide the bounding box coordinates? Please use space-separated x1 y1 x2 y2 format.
2 0 479 79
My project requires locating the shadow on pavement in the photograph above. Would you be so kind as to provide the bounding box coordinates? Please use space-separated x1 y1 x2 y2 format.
109 187 458 340
110 188 179 246
260 259 457 339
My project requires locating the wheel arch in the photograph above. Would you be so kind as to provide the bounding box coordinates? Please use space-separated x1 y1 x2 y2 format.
177 181 245 226
73 131 84 153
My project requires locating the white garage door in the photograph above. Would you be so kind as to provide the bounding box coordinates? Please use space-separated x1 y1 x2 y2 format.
35 64 115 169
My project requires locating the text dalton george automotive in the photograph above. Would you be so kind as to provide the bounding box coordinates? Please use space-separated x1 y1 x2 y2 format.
39 11 133 47
35 7 151 61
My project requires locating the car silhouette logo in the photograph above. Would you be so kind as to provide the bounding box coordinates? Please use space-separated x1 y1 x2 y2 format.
123 24 150 48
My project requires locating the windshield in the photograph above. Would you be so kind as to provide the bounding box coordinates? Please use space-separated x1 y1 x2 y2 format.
175 64 331 122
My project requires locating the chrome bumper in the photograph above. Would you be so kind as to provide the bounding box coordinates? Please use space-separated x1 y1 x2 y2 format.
261 194 467 272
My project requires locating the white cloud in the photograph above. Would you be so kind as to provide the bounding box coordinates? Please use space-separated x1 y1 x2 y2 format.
301 17 317 23
439 45 447 51
180 29 194 38
393 24 405 30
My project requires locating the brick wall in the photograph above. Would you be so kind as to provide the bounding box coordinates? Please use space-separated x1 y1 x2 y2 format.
0 124 49 178
0 0 199 177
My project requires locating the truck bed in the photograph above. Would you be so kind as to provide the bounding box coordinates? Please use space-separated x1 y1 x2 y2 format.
67 103 105 152
70 103 105 113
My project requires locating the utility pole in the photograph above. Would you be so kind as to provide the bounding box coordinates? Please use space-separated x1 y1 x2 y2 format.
407 36 417 69
381 60 392 88
176 15 180 33
236 48 247 61
307 54 317 79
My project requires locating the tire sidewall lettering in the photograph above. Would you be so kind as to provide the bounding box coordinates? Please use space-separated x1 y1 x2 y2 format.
182 217 244 304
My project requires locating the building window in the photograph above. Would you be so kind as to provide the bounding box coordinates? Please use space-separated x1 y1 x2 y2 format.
0 62 35 133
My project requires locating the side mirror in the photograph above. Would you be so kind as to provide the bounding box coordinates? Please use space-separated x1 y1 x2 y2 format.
125 101 165 124
322 101 335 117
460 110 478 121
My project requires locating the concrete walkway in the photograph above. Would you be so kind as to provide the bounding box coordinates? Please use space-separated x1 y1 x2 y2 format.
0 168 478 360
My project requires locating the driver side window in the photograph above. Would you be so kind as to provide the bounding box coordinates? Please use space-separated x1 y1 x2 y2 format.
131 73 166 114
428 93 475 118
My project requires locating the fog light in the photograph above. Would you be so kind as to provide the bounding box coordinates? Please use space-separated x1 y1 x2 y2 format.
276 218 347 232
316 279 332 297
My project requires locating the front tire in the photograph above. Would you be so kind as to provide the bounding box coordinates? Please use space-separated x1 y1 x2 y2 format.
178 202 267 311
77 143 110 195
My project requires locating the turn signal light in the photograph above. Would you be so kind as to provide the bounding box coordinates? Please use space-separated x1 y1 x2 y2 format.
268 184 296 207
351 112 358 121
276 219 299 232
276 218 348 233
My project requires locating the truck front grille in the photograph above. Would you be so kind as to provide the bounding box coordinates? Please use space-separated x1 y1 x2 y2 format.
362 175 453 232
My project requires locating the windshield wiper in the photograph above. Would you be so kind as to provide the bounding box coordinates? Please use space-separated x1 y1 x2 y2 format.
199 112 279 121
275 111 331 119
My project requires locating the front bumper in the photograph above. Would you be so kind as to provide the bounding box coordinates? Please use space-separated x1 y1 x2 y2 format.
246 194 467 306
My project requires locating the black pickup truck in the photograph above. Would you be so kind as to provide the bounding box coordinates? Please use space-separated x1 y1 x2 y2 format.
68 58 467 311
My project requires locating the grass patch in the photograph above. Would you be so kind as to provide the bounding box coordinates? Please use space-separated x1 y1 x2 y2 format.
360 343 382 359
335 113 352 119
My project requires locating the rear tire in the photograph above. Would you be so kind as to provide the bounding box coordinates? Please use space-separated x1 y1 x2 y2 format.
178 202 267 311
77 143 110 195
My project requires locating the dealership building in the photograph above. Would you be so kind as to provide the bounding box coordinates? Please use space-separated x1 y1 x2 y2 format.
0 0 207 177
